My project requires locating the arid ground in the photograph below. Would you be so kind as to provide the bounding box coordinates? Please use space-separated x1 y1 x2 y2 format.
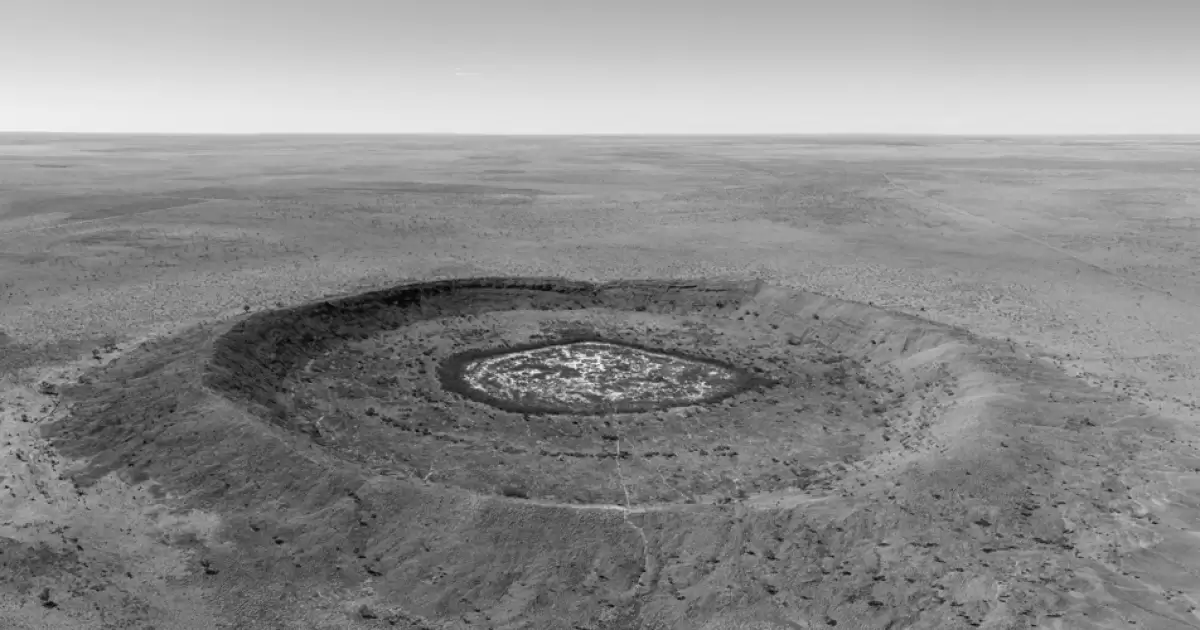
2 134 1199 629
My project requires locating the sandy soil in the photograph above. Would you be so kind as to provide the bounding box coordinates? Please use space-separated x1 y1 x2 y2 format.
2 134 1200 629
0 338 223 629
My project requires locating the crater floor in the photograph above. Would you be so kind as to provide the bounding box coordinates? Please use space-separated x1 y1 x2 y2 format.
445 339 757 415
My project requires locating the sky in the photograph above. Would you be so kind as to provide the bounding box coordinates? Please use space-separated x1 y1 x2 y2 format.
2 0 1198 135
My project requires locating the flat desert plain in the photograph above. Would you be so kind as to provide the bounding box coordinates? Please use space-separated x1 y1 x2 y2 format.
1 134 1199 630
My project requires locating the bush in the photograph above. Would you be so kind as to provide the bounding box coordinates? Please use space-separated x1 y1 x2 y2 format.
500 484 529 499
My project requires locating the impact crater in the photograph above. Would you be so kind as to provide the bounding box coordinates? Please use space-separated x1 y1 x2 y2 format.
186 277 965 506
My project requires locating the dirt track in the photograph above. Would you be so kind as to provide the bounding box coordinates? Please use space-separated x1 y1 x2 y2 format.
3 135 1200 629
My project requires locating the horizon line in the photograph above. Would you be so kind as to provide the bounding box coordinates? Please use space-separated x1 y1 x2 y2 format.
4 131 1200 139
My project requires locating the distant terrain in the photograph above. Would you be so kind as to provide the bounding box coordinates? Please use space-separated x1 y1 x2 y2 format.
1 134 1199 629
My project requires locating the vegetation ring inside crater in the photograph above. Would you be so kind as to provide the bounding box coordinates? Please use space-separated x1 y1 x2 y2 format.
454 340 749 413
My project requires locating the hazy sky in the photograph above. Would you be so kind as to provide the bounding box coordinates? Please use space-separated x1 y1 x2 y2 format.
2 0 1198 134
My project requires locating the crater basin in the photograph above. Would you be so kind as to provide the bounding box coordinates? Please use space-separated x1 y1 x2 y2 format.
442 339 761 415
